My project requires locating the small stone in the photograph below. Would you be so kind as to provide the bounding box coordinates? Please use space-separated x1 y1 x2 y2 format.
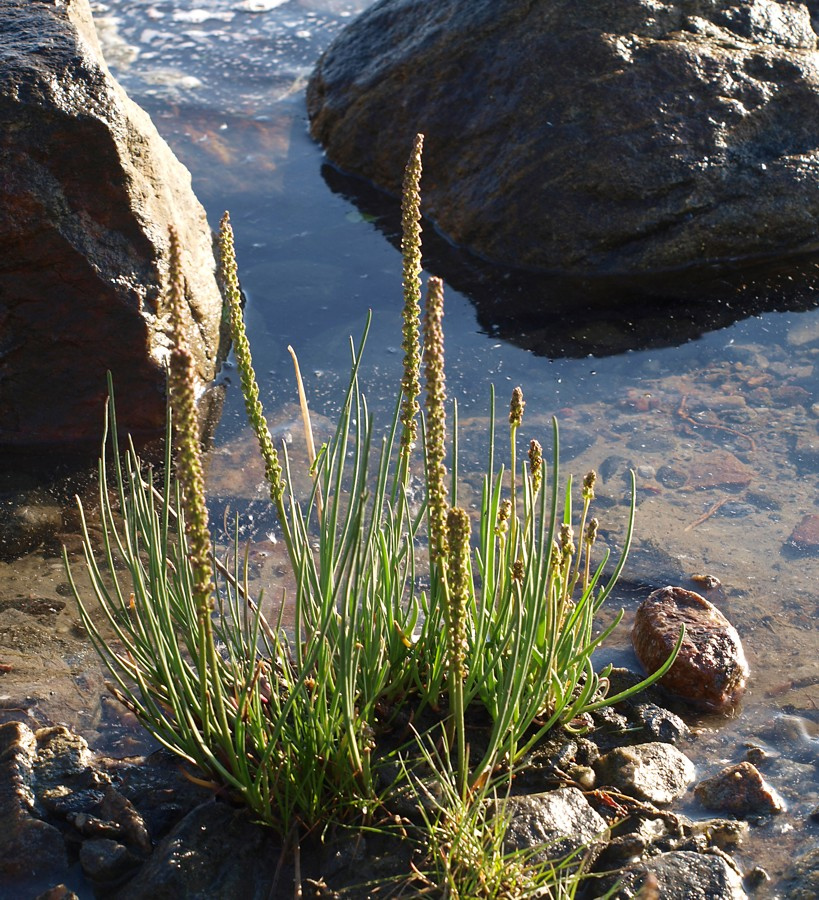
630 702 690 744
744 745 768 766
79 838 141 886
501 788 609 864
690 574 721 590
35 887 80 900
786 514 819 554
97 784 152 854
744 867 770 889
568 765 596 790
685 451 754 491
688 817 749 850
694 762 786 817
611 850 747 899
595 742 695 805
632 586 749 711
656 465 688 489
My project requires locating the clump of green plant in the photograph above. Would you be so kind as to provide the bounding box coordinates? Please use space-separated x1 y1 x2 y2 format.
67 135 680 867
405 739 601 900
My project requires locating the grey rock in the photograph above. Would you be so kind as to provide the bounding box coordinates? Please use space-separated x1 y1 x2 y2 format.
0 0 225 450
630 702 691 744
784 845 819 899
32 726 94 794
116 801 282 900
79 838 142 888
611 850 747 899
500 787 609 864
0 722 69 881
595 741 696 805
309 0 819 277
694 761 786 816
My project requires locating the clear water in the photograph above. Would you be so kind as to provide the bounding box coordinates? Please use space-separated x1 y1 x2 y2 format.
3 0 818 893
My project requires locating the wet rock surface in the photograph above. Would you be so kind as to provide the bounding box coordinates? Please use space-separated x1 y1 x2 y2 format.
0 0 226 451
695 761 787 817
116 802 282 900
0 700 764 899
783 845 819 900
632 586 750 710
0 722 69 887
610 849 747 899
595 741 696 805
309 0 819 276
501 788 609 865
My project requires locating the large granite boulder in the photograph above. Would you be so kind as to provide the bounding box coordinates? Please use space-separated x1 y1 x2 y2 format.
308 0 819 276
0 0 225 450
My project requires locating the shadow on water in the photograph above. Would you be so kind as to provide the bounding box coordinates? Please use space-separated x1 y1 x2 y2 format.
321 162 819 358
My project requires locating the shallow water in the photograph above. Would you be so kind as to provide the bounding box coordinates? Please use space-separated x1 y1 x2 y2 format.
1 0 818 894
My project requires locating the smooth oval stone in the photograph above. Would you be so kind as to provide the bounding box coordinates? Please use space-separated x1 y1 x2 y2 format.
632 586 749 711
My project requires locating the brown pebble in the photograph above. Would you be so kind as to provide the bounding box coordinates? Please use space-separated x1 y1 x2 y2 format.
694 762 785 816
632 586 749 711
685 450 754 490
786 514 819 554
690 574 721 590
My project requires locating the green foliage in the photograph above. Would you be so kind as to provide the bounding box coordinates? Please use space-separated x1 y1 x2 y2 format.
406 736 596 900
67 134 681 889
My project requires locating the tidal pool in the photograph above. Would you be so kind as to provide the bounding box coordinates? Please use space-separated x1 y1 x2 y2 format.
1 1 817 895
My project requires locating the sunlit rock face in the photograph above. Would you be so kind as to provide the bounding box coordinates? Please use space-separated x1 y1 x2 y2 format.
308 0 819 276
0 0 225 450
632 585 750 711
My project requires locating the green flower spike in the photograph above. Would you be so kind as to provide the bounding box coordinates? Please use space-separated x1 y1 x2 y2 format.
445 505 471 795
424 274 448 567
167 226 214 615
219 212 284 503
528 439 543 496
399 133 425 472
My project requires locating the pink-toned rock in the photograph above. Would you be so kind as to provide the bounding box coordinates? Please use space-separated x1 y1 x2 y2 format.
786 514 819 553
0 0 225 450
632 586 749 712
695 761 785 816
685 451 754 491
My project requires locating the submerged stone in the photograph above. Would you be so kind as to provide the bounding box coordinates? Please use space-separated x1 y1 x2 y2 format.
695 761 786 816
786 514 819 553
